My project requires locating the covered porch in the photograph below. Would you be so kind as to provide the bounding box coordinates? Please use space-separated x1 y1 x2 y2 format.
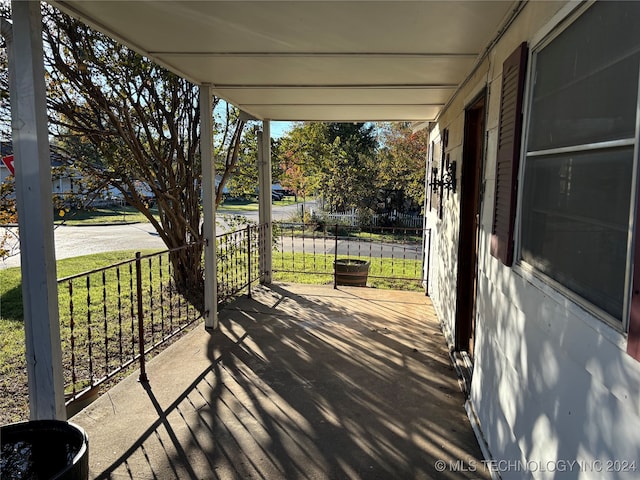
71 283 490 480
2 1 516 476
4 0 520 419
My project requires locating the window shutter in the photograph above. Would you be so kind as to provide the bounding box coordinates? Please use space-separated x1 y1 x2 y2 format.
490 42 528 266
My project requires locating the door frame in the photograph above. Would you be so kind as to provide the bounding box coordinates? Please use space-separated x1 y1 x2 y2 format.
454 90 487 356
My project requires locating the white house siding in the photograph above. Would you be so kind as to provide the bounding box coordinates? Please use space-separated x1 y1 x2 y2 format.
424 1 640 478
2 164 80 199
52 176 74 196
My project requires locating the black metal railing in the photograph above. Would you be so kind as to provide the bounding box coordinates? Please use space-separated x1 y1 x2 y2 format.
58 225 267 406
58 243 205 404
217 223 265 303
273 222 430 290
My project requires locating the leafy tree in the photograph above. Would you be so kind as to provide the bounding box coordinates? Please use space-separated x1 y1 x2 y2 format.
218 126 284 200
377 122 428 212
277 122 330 201
278 122 378 212
327 123 377 159
322 123 378 212
277 152 307 202
223 124 257 199
270 137 285 191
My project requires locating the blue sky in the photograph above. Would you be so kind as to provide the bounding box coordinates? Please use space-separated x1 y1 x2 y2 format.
270 121 294 139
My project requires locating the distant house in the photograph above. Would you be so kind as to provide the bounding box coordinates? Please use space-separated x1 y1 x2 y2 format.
0 141 141 207
0 141 82 201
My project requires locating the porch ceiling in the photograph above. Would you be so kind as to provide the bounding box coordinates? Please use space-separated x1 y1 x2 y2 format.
49 1 518 122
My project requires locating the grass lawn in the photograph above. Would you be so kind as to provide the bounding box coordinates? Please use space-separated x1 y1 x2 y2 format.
219 195 298 212
218 198 259 211
272 252 424 291
273 196 298 206
1 250 154 322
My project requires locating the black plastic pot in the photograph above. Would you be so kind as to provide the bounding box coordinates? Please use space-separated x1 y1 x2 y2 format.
334 258 370 287
0 419 89 480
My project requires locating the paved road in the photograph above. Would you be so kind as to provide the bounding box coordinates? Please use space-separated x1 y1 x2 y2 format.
0 202 313 270
0 223 165 270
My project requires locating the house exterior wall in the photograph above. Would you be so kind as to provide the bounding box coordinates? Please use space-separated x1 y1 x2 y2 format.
2 165 80 197
51 176 75 196
424 2 640 478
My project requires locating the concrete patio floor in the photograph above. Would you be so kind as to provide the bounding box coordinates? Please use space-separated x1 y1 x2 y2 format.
71 283 491 479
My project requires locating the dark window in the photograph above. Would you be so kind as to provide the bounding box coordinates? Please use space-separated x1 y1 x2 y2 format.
521 1 640 330
521 148 633 319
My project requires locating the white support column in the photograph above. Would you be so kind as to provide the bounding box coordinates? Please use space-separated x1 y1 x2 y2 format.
257 121 273 283
9 0 65 420
200 86 217 330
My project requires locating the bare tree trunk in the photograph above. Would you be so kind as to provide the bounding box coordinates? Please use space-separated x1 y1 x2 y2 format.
169 244 205 312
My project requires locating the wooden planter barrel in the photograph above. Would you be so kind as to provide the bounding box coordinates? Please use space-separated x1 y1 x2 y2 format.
334 259 370 287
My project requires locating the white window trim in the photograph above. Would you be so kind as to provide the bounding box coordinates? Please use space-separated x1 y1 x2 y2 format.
513 0 640 333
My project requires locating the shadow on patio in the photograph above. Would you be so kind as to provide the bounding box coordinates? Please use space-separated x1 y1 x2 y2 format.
71 283 490 479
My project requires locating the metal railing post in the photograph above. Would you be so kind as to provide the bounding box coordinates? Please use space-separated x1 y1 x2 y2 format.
333 224 338 289
247 224 252 298
425 229 432 296
135 252 148 383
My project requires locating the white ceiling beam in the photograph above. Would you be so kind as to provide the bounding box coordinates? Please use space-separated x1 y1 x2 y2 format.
153 52 480 58
211 84 459 89
239 103 446 107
